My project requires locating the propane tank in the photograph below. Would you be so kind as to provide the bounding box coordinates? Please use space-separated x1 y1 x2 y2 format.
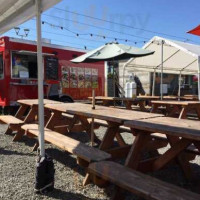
125 82 131 98
130 81 137 98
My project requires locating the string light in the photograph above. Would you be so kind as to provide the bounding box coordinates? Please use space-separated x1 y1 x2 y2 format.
41 20 148 44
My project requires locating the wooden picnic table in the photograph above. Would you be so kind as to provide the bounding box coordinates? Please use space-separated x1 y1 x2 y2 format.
151 100 200 119
0 99 63 141
123 116 200 180
45 102 164 148
62 104 200 184
88 96 147 111
138 95 198 101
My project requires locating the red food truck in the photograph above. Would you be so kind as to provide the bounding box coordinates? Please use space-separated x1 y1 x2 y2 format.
0 36 105 107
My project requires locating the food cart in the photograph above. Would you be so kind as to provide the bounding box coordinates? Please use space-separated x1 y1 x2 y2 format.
0 36 105 107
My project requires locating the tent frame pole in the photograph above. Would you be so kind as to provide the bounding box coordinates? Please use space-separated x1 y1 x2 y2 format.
160 40 164 100
152 68 156 96
198 56 200 101
178 71 182 100
36 0 45 157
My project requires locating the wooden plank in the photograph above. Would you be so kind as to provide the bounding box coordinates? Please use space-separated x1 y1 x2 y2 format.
124 117 200 141
0 115 23 125
151 100 200 106
88 161 200 200
18 99 63 106
22 124 111 163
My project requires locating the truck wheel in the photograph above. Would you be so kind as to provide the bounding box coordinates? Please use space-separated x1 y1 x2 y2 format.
59 95 74 103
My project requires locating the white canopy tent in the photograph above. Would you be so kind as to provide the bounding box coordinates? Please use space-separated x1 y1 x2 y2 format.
0 0 62 157
122 36 200 100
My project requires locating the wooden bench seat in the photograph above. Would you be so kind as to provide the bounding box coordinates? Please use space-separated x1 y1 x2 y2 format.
0 115 23 125
88 161 200 200
0 115 24 140
21 124 111 164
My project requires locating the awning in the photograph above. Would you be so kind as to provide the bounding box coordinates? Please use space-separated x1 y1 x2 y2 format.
125 36 200 75
0 0 61 34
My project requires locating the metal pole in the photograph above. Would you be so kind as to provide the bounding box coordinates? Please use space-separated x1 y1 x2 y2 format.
198 56 200 101
152 68 156 96
178 71 182 100
160 40 164 100
36 0 45 157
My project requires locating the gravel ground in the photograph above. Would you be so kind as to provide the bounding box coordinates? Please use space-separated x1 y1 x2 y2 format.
1 125 200 200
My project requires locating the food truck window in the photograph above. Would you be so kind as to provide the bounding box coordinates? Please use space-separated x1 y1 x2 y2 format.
0 54 3 79
12 52 38 79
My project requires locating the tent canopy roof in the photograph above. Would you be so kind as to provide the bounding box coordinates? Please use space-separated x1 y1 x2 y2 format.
126 36 200 75
0 0 61 35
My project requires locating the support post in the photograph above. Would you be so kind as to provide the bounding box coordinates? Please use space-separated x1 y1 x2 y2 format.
178 71 182 100
152 68 156 96
198 56 200 101
160 40 164 100
36 0 45 157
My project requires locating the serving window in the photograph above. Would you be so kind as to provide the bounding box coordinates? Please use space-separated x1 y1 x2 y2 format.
12 52 38 79
0 54 3 79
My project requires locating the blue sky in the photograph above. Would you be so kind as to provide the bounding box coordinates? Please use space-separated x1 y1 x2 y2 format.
2 0 200 50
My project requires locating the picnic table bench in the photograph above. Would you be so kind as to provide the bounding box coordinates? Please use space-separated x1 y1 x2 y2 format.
151 100 200 119
22 124 111 166
0 99 63 141
88 161 200 200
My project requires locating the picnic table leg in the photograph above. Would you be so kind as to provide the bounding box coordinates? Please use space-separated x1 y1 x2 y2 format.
167 136 193 180
99 122 120 150
125 132 151 169
15 105 29 119
84 122 120 186
152 138 192 178
167 105 180 117
179 106 188 119
78 115 101 144
12 105 38 141
124 101 132 110
115 132 127 147
138 100 147 112
195 106 200 119
102 100 110 106
45 111 64 130
151 104 159 113
4 126 13 135
113 131 151 200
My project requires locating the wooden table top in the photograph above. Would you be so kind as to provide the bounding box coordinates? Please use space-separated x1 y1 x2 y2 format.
17 99 63 106
45 102 89 112
124 117 200 141
50 103 163 124
137 95 179 100
151 100 200 106
88 96 141 102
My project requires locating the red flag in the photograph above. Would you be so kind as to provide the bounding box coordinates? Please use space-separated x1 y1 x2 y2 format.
187 25 200 36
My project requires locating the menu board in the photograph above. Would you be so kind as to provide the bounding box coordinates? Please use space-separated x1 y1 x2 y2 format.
70 67 78 88
61 66 69 88
92 68 98 88
77 67 85 88
85 68 92 88
46 57 58 80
